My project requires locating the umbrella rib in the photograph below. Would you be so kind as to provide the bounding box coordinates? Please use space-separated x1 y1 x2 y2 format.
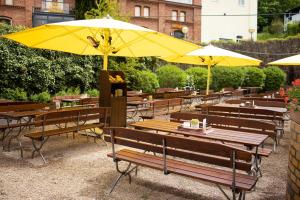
113 29 136 56
133 31 186 55
111 31 154 55
29 26 85 48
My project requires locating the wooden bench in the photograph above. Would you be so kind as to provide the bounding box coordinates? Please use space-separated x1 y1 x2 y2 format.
140 98 182 120
24 107 110 163
126 97 150 122
78 97 99 107
241 97 285 103
104 127 257 199
225 99 286 108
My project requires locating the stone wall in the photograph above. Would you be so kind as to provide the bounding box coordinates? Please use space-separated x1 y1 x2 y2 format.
287 119 300 199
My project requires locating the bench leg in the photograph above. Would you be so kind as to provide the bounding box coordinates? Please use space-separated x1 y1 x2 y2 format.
31 137 49 164
216 184 231 200
109 161 138 194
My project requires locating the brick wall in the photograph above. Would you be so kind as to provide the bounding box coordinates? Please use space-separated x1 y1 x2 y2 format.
287 119 300 199
0 0 75 27
119 0 201 43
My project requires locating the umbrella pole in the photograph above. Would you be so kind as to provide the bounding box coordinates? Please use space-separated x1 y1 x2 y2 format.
206 64 211 95
103 53 108 70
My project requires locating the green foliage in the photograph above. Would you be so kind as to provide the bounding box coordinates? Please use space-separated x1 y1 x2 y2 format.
75 0 96 19
0 23 101 95
268 18 284 34
242 67 266 87
0 88 27 101
84 0 127 20
156 65 187 88
263 66 286 91
287 22 300 36
258 0 300 32
86 88 99 97
134 70 159 93
211 67 245 91
55 87 81 96
30 92 51 103
185 67 208 90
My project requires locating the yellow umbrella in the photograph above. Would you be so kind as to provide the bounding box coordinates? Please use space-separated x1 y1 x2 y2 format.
268 54 300 66
161 45 262 94
1 17 199 70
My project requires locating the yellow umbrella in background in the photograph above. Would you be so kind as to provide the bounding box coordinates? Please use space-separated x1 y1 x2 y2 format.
2 16 199 70
161 45 262 95
268 54 300 66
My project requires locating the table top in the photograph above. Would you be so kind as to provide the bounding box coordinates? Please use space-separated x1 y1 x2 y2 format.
215 103 287 113
130 120 268 147
0 110 46 119
61 98 81 103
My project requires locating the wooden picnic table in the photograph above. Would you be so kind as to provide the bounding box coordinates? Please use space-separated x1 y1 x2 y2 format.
215 103 287 113
130 119 268 148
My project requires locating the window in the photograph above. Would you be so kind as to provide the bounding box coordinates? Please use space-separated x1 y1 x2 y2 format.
135 6 141 17
144 7 150 18
179 11 186 22
238 0 245 6
4 0 13 6
172 10 178 21
0 17 12 25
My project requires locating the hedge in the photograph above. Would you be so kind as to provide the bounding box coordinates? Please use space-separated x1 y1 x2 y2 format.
242 67 266 87
211 67 245 91
185 67 208 90
156 65 187 88
263 66 286 91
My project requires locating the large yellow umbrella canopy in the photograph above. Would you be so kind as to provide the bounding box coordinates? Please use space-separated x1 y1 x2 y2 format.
268 54 300 66
2 17 199 70
161 45 262 94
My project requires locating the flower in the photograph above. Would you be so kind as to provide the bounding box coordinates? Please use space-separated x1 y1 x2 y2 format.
288 79 300 111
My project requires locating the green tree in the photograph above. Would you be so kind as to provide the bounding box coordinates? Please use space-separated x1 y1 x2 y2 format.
258 0 300 32
84 0 126 20
211 67 245 91
75 0 96 19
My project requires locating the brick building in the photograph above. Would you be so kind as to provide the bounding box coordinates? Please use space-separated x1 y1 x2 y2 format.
119 0 201 42
0 0 75 27
0 0 201 42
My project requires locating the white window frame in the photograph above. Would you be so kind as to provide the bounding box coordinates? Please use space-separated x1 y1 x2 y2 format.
179 11 186 22
172 10 178 21
144 7 150 18
134 6 141 17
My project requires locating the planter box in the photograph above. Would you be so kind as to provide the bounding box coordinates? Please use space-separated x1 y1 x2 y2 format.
291 108 300 124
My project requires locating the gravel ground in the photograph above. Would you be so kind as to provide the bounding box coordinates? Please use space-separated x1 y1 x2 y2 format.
0 123 290 200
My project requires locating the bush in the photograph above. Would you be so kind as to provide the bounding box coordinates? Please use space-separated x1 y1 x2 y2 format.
242 67 266 87
30 92 51 103
185 67 208 90
135 70 159 93
263 66 286 91
0 88 27 101
156 65 187 88
55 87 81 96
287 22 300 36
86 88 99 97
268 18 284 34
211 67 244 91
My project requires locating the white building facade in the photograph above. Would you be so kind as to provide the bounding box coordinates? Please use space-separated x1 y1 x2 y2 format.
201 0 258 43
284 6 300 30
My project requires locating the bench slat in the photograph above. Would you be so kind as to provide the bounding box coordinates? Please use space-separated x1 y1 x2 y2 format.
108 149 256 191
